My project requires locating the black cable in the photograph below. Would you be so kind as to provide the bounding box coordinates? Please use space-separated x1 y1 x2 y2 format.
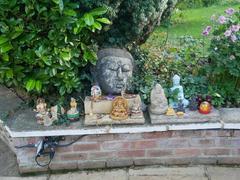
15 144 35 148
55 135 86 147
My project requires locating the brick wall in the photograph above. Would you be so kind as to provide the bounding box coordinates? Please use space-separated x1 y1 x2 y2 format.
14 130 240 173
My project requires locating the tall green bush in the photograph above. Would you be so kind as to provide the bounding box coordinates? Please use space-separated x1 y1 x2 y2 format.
0 0 110 96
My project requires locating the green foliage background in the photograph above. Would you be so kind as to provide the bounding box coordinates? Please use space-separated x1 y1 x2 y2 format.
0 0 111 98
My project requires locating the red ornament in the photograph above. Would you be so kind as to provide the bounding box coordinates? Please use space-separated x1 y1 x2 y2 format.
199 101 212 114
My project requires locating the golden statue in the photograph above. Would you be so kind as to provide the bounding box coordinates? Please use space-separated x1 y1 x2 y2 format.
110 96 128 120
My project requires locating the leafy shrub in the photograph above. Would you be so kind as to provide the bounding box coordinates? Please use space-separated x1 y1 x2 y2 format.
203 8 240 107
79 0 178 47
0 0 110 97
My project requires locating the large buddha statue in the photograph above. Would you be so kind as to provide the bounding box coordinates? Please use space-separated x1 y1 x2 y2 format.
84 48 144 125
92 48 133 95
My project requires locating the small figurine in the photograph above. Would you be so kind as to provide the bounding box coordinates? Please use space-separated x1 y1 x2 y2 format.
166 107 176 116
149 83 168 115
91 85 102 101
189 96 199 111
110 96 128 120
35 98 49 125
170 75 189 108
177 100 185 113
131 97 143 118
176 100 185 117
50 105 65 122
199 101 212 114
67 98 80 122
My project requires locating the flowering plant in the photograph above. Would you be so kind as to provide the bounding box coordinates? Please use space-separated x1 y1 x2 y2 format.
202 8 240 106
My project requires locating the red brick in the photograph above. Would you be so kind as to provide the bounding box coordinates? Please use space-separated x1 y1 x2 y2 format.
167 139 189 148
215 138 231 147
217 130 233 137
172 130 201 138
56 146 73 153
118 150 145 158
117 133 142 140
101 142 130 150
130 140 157 149
190 138 215 147
175 148 201 156
73 143 100 152
202 130 218 137
143 131 172 139
203 148 230 156
147 149 173 157
85 134 116 142
88 151 117 160
233 130 240 137
230 139 240 147
61 153 87 161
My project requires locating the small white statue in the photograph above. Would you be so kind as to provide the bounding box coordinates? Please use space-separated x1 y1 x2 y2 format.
91 85 102 101
170 75 189 108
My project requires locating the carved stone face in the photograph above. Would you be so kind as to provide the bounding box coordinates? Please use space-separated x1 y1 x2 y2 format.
95 49 133 95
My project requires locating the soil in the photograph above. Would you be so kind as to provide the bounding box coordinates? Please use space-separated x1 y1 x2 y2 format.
0 139 19 176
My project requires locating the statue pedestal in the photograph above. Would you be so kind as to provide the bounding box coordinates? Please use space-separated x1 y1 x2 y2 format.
84 94 145 126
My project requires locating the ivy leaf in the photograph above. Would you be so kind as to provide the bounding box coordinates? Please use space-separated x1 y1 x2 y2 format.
5 69 13 79
64 9 77 17
96 18 111 24
26 79 36 91
83 13 94 26
60 51 71 61
93 22 102 30
1 54 9 61
89 7 107 16
35 80 42 92
0 42 13 53
0 36 9 45
59 0 64 13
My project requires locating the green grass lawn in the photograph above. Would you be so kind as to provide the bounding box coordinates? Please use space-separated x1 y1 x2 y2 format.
143 4 240 49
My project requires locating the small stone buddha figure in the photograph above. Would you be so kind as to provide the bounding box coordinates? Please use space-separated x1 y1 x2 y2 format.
92 48 133 95
35 98 49 125
131 96 143 118
170 75 189 108
110 96 129 120
149 83 168 115
91 85 102 101
67 98 80 122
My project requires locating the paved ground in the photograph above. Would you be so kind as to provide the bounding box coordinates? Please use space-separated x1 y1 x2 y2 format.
2 166 240 180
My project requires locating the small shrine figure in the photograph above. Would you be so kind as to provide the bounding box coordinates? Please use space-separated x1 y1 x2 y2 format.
189 96 199 111
170 75 189 108
166 107 176 116
35 98 49 125
50 105 65 122
91 85 102 101
176 100 185 117
110 96 128 120
131 97 143 118
67 98 80 122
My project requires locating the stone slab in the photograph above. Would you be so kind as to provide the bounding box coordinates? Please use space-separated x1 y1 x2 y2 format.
84 114 145 126
49 170 127 180
84 95 141 114
0 177 47 180
220 108 240 123
207 166 240 180
129 166 207 180
150 109 220 124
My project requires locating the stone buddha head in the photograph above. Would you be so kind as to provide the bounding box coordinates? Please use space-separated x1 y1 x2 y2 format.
93 48 133 95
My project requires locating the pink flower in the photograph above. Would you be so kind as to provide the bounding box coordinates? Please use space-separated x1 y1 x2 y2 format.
225 8 235 16
224 29 232 37
231 34 237 42
231 25 240 32
202 26 212 36
218 16 227 24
